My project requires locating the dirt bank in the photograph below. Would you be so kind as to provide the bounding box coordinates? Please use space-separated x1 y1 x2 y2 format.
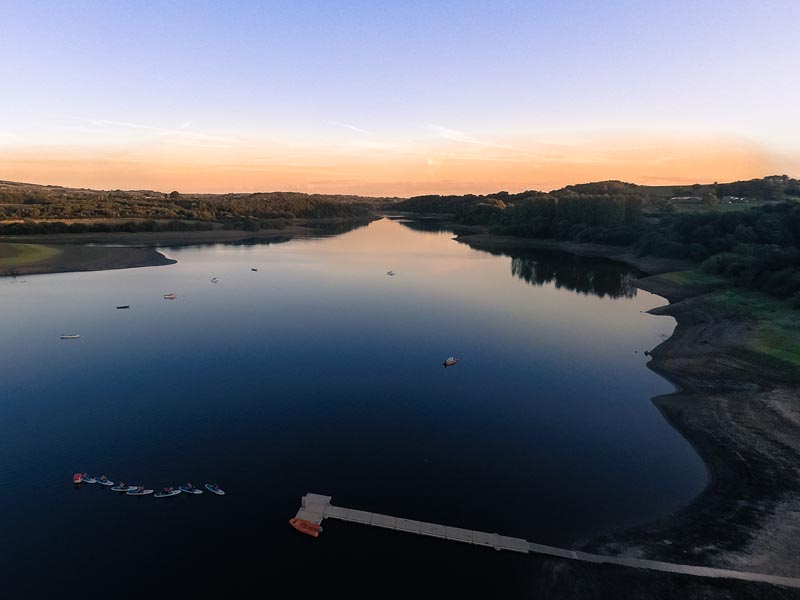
580 274 800 580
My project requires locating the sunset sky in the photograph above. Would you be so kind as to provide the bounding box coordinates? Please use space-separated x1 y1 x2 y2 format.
2 0 798 196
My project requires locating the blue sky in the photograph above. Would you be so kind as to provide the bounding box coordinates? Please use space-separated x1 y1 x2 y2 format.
1 1 798 194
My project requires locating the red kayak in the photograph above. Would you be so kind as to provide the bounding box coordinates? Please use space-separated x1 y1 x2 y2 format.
73 473 83 484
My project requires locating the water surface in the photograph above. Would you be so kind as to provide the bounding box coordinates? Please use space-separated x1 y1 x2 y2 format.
1 218 706 596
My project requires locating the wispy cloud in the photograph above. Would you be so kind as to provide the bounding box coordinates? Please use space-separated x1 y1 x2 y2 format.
426 124 543 159
328 121 374 135
81 118 240 146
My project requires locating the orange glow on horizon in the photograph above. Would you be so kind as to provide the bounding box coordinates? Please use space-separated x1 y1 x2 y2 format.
0 134 791 196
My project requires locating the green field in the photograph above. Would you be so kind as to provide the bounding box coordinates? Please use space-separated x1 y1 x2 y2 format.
0 243 60 268
707 288 800 368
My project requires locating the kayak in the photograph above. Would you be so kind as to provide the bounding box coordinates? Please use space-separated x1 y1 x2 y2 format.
60 334 80 339
204 484 225 496
82 474 98 484
442 357 458 367
97 477 114 486
73 473 83 484
111 484 137 492
163 293 177 300
178 485 203 495
126 488 154 496
154 489 182 498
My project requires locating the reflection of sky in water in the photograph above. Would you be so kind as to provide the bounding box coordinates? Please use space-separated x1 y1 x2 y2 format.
0 217 707 595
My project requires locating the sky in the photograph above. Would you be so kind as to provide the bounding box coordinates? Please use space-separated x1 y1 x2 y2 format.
1 0 798 196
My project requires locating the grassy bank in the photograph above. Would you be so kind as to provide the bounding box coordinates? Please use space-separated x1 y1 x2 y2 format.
0 243 61 268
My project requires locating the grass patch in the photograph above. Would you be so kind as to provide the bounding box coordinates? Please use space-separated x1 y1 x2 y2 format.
0 243 60 267
706 288 800 367
661 269 726 287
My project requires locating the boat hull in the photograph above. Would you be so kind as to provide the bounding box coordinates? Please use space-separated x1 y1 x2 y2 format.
289 518 322 537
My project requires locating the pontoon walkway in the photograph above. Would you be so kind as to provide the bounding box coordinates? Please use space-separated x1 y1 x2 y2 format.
293 493 800 590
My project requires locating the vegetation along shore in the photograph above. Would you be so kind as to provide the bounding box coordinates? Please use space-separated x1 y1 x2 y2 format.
3 174 800 592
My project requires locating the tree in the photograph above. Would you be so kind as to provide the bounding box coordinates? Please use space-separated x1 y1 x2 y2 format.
703 191 719 208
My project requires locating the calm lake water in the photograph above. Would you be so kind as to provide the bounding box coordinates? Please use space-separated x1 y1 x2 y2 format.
1 217 706 596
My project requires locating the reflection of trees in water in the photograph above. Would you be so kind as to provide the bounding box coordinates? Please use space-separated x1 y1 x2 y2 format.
510 253 638 299
300 218 373 236
394 218 453 233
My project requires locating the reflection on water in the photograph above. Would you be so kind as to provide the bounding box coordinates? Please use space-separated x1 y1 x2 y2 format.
1 217 705 597
510 253 638 299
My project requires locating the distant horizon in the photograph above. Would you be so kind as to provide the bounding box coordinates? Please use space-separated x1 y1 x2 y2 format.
2 1 798 197
2 171 796 199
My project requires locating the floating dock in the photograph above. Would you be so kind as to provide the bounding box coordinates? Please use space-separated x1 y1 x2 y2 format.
293 493 800 589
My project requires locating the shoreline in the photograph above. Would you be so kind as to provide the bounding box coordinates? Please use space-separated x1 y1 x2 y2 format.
0 217 377 276
457 229 800 580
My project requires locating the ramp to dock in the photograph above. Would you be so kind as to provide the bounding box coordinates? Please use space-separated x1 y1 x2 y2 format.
293 493 800 590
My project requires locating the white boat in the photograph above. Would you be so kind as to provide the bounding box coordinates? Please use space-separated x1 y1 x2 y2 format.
163 293 177 300
442 356 458 367
60 334 80 339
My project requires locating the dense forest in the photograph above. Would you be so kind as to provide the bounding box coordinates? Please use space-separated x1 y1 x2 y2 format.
0 182 387 234
393 176 800 306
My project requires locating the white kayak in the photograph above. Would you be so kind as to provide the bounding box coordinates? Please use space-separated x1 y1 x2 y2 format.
111 484 138 492
81 475 98 484
97 477 114 486
178 485 202 495
154 488 182 498
60 334 80 339
204 484 225 496
126 488 154 496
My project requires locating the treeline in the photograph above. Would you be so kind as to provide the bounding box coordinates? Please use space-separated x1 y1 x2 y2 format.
0 184 380 222
0 218 293 236
393 177 800 306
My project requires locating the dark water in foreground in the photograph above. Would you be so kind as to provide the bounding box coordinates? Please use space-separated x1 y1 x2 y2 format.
1 218 706 597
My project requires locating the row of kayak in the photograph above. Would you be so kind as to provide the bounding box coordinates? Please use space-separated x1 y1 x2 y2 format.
73 473 225 497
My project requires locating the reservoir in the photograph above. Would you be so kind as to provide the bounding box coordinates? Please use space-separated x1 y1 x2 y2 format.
0 217 706 596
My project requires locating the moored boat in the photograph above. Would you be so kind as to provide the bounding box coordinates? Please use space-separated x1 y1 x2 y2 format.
289 518 322 537
442 356 458 367
204 483 225 496
111 483 137 492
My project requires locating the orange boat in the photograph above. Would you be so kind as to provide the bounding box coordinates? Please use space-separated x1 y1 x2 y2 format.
73 473 83 484
289 518 322 538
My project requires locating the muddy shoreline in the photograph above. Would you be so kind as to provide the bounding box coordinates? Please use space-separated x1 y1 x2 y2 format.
455 230 800 585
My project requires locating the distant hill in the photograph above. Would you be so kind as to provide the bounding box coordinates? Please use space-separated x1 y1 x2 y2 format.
0 180 398 228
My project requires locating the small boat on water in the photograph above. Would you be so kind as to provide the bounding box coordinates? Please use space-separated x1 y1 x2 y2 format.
204 483 225 496
97 475 114 486
386 271 395 276
81 474 98 484
251 268 258 272
73 473 83 484
163 293 177 300
442 356 458 368
289 518 323 537
111 483 137 492
154 487 182 498
60 334 80 340
210 277 219 283
179 483 203 495
126 486 154 496
116 305 130 310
